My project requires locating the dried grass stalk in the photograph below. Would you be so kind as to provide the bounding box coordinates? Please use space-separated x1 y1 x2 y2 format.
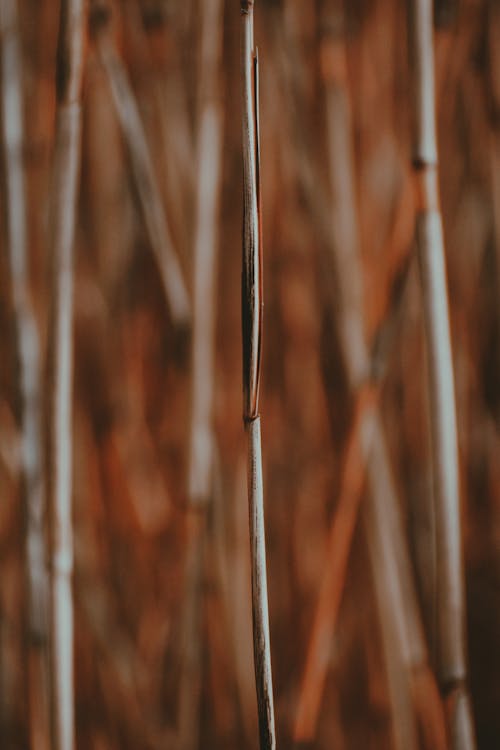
408 1 476 746
241 2 276 748
293 384 376 742
91 2 190 326
290 9 445 744
45 1 86 748
0 1 49 746
187 0 223 508
178 0 224 745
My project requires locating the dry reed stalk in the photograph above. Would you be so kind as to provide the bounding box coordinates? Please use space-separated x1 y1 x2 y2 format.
408 1 476 746
0 2 49 747
363 464 419 750
288 10 446 746
177 0 224 746
241 2 276 749
179 0 223 750
293 384 377 742
364 412 448 750
90 1 190 326
45 1 86 748
293 218 419 741
187 0 223 515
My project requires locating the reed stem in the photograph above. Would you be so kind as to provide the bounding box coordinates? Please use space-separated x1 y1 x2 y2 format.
46 2 85 748
289 9 446 744
241 3 276 748
178 0 224 745
91 1 190 326
408 1 476 745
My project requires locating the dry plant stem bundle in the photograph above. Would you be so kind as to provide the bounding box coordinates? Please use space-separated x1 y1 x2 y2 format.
178 0 224 745
46 1 86 748
0 1 49 747
293 12 445 747
293 187 418 740
241 2 276 749
408 1 475 746
91 2 190 326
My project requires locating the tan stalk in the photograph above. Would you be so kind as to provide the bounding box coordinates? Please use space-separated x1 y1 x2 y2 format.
286 7 445 745
187 0 223 514
408 1 476 746
178 0 224 747
45 1 86 748
0 1 50 747
90 1 190 326
293 168 418 739
241 3 276 749
293 173 419 745
294 384 376 741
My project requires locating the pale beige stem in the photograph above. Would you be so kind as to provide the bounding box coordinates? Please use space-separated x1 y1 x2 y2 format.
178 0 224 746
408 1 475 745
46 2 85 748
289 8 444 745
246 417 276 750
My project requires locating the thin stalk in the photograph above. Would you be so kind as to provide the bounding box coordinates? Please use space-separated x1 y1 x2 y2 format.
178 0 224 746
187 0 223 512
292 168 420 748
293 385 377 743
46 2 86 749
281 8 445 745
90 2 190 326
294 220 419 741
408 1 476 746
241 3 276 749
0 2 49 747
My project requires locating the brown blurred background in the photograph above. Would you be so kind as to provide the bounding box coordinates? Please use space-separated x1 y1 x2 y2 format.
0 0 499 748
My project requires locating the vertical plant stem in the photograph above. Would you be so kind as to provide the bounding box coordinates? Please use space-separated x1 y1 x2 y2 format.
178 0 224 746
283 7 444 745
91 1 190 326
408 1 476 746
246 417 275 750
241 3 276 748
187 0 223 513
46 2 86 749
0 1 49 747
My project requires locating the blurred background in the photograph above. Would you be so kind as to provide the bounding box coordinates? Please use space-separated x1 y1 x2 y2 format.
0 0 499 747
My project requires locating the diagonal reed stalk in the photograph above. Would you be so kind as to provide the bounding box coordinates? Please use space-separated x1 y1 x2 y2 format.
178 0 224 747
0 1 50 747
45 1 86 748
293 175 417 744
241 3 276 749
293 383 377 742
283 7 445 746
90 0 190 326
408 1 476 747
